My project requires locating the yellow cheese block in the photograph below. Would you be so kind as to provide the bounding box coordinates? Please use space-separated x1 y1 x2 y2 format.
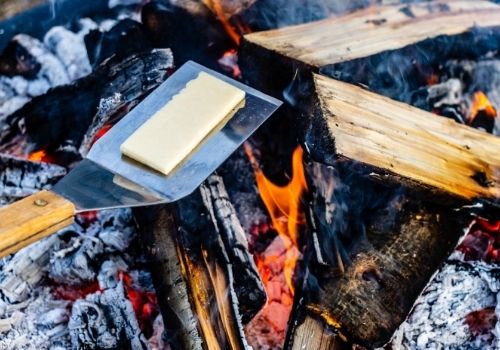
120 72 245 175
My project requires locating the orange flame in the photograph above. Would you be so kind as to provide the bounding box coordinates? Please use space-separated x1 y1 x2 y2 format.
204 0 242 46
245 144 307 294
28 149 47 162
469 91 497 123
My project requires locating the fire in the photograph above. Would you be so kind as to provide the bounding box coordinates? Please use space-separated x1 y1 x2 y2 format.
469 91 497 124
218 49 241 78
245 144 308 294
204 0 242 46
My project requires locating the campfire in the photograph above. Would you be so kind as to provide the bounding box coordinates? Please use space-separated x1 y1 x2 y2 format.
0 1 499 350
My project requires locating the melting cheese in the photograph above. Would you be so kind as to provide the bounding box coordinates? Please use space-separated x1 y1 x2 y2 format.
120 72 245 175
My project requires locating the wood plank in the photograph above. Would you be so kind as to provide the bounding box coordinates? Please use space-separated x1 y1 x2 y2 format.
243 0 500 68
0 0 46 21
312 74 500 203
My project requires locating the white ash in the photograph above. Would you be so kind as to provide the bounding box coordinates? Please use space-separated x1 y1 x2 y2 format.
44 26 92 81
49 208 137 285
0 154 66 205
392 259 500 349
0 287 71 350
69 281 149 349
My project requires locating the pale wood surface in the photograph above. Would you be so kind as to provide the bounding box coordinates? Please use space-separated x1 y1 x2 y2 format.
244 0 500 67
0 0 46 21
289 316 340 350
0 190 75 258
314 74 500 202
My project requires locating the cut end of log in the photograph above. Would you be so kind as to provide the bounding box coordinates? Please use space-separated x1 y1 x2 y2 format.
312 74 500 203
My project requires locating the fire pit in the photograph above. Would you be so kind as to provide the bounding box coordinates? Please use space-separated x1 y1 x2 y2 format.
0 1 499 350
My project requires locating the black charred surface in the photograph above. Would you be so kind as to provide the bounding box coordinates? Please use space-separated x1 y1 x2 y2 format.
1 49 172 161
301 160 467 348
0 153 66 204
0 38 40 78
85 19 153 69
320 27 500 105
141 0 234 69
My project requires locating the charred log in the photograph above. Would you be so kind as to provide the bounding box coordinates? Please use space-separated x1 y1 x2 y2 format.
141 0 234 69
0 49 173 160
135 175 264 349
298 160 468 348
203 174 266 323
135 204 204 350
309 75 500 206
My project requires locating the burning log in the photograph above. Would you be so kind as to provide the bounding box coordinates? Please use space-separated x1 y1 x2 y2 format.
293 160 468 348
141 0 234 69
309 75 500 205
240 0 500 96
135 175 266 349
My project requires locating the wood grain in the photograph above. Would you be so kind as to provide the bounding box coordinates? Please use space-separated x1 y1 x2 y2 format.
0 0 46 21
313 74 500 202
0 190 75 257
243 0 500 68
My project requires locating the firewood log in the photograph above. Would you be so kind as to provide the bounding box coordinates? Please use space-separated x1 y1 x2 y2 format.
310 75 500 205
135 175 266 349
294 160 469 348
240 0 500 97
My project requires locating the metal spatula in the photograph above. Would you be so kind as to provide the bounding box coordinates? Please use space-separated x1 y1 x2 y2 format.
0 61 282 258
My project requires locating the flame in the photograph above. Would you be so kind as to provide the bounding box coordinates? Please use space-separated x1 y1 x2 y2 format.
218 49 241 78
245 144 307 294
28 149 49 162
204 0 242 46
469 91 497 123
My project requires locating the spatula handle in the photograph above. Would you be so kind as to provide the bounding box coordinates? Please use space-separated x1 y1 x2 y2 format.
0 190 75 258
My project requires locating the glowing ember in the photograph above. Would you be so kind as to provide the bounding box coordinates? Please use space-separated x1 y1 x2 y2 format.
465 307 497 337
457 219 500 263
90 124 112 147
218 49 241 78
120 272 159 337
469 91 497 124
27 149 55 163
245 144 307 294
52 281 101 301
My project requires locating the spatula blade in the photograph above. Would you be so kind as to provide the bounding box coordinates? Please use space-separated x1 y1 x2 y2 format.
70 61 281 207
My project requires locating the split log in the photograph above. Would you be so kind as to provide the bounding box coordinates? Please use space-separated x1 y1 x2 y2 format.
134 205 203 350
135 175 265 349
240 0 500 96
310 74 500 205
298 161 468 348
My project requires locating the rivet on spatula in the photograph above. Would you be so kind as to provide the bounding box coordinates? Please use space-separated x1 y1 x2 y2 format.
34 199 48 207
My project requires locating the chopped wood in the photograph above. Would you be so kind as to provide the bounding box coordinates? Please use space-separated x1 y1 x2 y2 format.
302 160 468 347
311 74 500 204
286 315 340 350
134 205 204 350
243 1 500 68
135 175 264 349
203 175 266 323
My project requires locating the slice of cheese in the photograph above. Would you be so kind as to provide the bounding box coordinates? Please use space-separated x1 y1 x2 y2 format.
120 72 245 175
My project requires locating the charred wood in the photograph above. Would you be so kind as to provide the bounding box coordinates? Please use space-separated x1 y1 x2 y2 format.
84 19 153 69
203 174 266 323
0 153 66 205
136 176 262 349
141 0 234 69
0 49 173 160
299 160 467 348
135 204 204 350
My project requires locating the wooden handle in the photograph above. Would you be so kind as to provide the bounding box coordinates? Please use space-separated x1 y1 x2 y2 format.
0 190 75 258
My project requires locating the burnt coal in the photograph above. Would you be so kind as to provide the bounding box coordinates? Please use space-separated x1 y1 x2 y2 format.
85 19 153 68
0 39 41 78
